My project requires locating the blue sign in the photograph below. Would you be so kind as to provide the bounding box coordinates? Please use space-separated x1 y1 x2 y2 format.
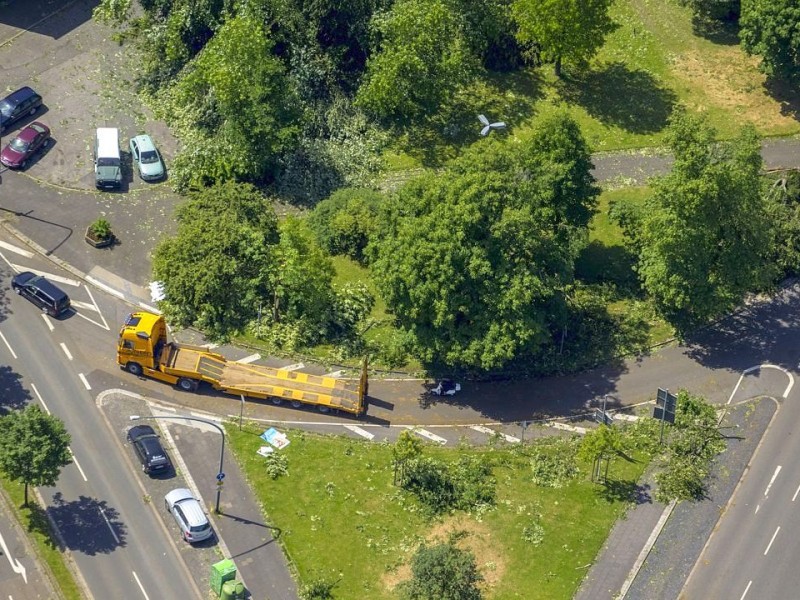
216 472 225 481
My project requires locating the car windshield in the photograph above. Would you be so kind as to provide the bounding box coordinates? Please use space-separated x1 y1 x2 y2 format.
140 150 159 164
97 157 120 167
0 101 12 117
9 138 30 152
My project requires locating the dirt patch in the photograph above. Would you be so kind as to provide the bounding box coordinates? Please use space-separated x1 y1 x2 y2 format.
381 515 507 595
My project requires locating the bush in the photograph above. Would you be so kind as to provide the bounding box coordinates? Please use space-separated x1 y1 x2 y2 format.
308 188 384 263
401 454 496 515
528 437 580 488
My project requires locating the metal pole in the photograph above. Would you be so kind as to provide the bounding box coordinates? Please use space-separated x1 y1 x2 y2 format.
602 395 608 425
239 394 245 431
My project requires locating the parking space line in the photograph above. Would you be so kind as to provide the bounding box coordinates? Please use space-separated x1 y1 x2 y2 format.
344 425 375 440
325 370 345 378
0 240 33 258
0 331 17 359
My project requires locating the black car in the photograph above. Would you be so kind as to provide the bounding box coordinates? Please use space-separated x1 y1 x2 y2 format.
0 87 43 132
127 425 172 474
11 271 71 317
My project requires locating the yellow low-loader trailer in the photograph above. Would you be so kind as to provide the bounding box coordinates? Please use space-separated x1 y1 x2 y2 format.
117 312 368 416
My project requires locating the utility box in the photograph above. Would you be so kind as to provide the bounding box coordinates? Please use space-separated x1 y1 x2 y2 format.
210 559 237 596
220 580 246 600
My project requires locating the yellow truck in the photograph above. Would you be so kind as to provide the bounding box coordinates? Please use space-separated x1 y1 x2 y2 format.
117 312 368 416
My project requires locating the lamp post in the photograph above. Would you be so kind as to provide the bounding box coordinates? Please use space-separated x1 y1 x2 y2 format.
130 414 226 514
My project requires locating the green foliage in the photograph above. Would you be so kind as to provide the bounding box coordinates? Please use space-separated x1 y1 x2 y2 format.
511 0 616 76
299 576 337 600
402 454 496 515
740 0 800 82
357 0 481 121
528 437 580 488
764 171 800 276
401 538 483 600
331 282 375 337
152 181 280 339
679 0 740 22
93 0 133 24
308 188 384 263
393 430 424 484
371 111 599 370
89 218 112 239
264 452 289 480
633 112 776 331
521 519 545 545
0 405 72 506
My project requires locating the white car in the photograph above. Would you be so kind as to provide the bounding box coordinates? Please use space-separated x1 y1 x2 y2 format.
431 380 461 396
164 488 212 543
129 134 165 181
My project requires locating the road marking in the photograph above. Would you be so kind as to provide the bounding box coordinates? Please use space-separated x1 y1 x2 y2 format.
755 504 760 514
0 527 27 583
202 343 219 350
0 240 33 258
71 300 98 311
133 571 150 600
100 507 120 544
83 285 110 330
325 370 345 378
613 413 639 422
69 448 88 482
740 580 752 600
764 465 781 497
344 425 375 440
0 251 17 272
548 421 587 434
793 484 800 502
469 425 520 443
41 313 54 331
86 275 125 299
237 353 261 364
282 362 305 371
79 373 91 390
11 265 81 287
0 331 17 359
406 426 447 445
764 526 780 555
31 383 50 414
60 343 73 361
138 302 161 314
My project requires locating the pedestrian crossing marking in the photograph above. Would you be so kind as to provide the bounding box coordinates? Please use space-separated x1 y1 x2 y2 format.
237 354 261 364
406 426 447 445
469 425 520 443
282 363 305 371
344 425 375 440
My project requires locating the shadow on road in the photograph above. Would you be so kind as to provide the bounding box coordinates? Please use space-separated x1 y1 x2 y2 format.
46 492 127 554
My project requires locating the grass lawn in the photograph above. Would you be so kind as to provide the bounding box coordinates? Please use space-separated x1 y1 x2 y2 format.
227 423 650 599
0 478 82 600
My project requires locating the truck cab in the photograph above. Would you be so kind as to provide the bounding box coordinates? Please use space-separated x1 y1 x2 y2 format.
118 312 168 373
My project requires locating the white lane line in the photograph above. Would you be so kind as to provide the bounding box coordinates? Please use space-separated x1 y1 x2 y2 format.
0 251 17 272
11 265 80 287
41 313 54 331
78 373 91 390
0 240 33 258
132 571 150 600
765 465 782 497
406 426 447 445
793 484 800 502
100 507 120 544
0 527 27 583
740 580 752 600
0 331 17 359
469 425 520 443
86 275 125 299
71 300 99 312
344 425 375 440
31 383 50 414
72 309 111 330
82 285 110 331
237 353 261 364
69 448 88 482
755 504 760 514
282 362 305 371
325 370 345 378
60 343 73 361
764 526 780 555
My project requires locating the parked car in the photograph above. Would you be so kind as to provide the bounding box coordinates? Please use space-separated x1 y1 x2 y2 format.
129 134 164 181
127 425 172 475
11 271 71 317
431 380 461 396
0 87 43 132
0 121 50 169
164 488 213 543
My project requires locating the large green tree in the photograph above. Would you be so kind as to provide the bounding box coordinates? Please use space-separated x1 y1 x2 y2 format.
0 405 72 507
402 539 483 600
511 0 616 76
152 181 280 339
371 112 598 370
740 0 800 81
633 113 775 330
356 0 480 121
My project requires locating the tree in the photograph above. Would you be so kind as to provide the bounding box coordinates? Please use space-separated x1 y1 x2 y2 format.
740 0 800 82
511 0 616 77
578 424 624 482
370 112 598 370
356 0 480 121
152 181 280 339
0 405 71 507
402 538 483 600
634 113 775 331
392 430 424 485
308 187 384 263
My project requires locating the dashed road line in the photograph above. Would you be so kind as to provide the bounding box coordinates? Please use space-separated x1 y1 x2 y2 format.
69 448 88 482
132 571 150 600
100 507 120 544
60 343 73 360
79 373 91 390
31 383 49 414
344 425 375 440
41 314 54 331
0 331 17 359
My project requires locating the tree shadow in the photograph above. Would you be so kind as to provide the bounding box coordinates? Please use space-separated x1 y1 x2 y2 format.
559 62 678 134
689 15 740 46
46 493 127 554
596 477 641 503
575 241 640 295
764 77 800 122
0 366 33 413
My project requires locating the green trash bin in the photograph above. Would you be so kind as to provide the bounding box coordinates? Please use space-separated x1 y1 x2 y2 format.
210 559 237 596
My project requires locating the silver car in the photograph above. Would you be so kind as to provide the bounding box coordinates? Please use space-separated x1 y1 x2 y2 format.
129 134 164 181
164 488 213 543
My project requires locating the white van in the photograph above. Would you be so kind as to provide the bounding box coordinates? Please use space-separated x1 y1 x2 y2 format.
94 127 121 189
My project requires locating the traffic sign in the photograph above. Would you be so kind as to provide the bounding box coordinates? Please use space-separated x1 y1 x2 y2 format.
216 481 224 488
216 472 225 481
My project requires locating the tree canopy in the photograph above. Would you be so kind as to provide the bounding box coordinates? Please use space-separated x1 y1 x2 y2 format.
740 0 800 82
402 538 483 600
0 405 72 506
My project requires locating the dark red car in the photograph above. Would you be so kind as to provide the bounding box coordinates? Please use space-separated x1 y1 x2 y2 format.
1 121 50 169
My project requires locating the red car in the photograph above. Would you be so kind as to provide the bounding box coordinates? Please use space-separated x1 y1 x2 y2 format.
1 121 50 169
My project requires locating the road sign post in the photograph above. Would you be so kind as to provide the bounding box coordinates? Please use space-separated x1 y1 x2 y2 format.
654 388 678 443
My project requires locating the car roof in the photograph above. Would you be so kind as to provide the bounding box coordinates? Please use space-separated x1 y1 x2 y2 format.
128 424 157 440
165 488 195 505
15 272 68 301
131 134 156 151
3 86 38 105
16 122 48 142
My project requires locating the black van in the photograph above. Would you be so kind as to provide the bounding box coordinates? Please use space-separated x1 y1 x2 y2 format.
11 271 71 317
0 87 43 132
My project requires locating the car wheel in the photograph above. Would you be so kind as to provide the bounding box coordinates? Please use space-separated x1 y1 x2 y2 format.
13 287 20 295
126 362 144 376
29 107 36 116
20 160 27 170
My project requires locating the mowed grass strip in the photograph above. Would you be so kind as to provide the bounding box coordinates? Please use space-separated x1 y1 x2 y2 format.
226 424 649 599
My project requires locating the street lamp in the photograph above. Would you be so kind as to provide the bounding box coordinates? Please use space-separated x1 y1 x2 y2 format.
130 414 226 514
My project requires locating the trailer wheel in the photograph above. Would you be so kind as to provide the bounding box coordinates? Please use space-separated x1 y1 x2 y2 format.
126 362 143 376
291 400 302 408
178 377 198 392
317 405 330 413
271 398 283 405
